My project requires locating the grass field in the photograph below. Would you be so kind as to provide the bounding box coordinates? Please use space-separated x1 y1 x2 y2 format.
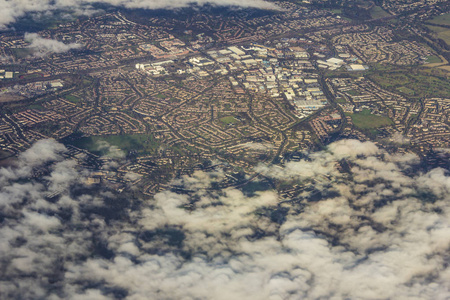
19 73 42 80
28 104 45 110
396 87 415 95
169 97 181 103
435 30 450 45
64 95 81 104
368 69 450 99
346 89 361 96
327 8 351 21
0 150 13 160
347 109 392 129
11 48 33 59
429 13 450 26
426 24 449 33
370 6 390 19
425 55 442 64
220 116 238 125
241 180 272 197
426 25 450 45
70 134 161 156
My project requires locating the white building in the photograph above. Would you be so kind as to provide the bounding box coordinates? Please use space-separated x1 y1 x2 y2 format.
228 46 246 56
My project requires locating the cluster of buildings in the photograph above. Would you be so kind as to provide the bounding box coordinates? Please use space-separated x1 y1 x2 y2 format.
135 44 331 119
0 69 15 80
309 109 343 142
407 98 450 149
139 38 190 60
0 1 449 194
1 80 64 99
333 27 436 65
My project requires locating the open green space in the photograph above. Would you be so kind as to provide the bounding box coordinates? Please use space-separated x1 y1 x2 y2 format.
396 87 415 95
82 78 93 85
19 73 42 80
426 24 449 33
369 72 408 88
346 109 392 129
425 55 442 64
220 116 238 125
346 89 361 96
355 0 372 9
435 30 450 45
326 8 351 21
69 134 161 156
0 150 13 160
64 95 81 104
11 48 33 59
241 180 273 197
67 133 201 157
428 13 450 26
335 97 346 103
13 12 76 32
28 104 45 111
368 68 450 99
330 9 342 14
426 25 450 45
169 97 181 103
370 6 390 19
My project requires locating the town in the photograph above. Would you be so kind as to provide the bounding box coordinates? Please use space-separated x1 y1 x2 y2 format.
0 0 449 195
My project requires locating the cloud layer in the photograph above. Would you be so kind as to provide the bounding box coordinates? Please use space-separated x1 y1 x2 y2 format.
0 0 279 29
1 139 449 299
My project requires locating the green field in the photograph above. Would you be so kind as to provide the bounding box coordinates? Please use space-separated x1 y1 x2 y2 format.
368 70 450 99
327 8 352 21
425 55 442 64
429 13 450 26
64 95 81 104
220 116 238 125
28 103 45 110
435 30 450 45
0 150 13 160
396 87 415 95
347 109 392 129
241 180 272 197
426 24 449 33
19 73 41 80
11 48 33 59
426 25 450 45
69 134 161 156
346 89 361 96
169 97 181 103
370 6 390 19
330 9 342 14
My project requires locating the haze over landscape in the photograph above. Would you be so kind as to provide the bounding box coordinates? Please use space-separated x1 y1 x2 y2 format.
0 0 449 299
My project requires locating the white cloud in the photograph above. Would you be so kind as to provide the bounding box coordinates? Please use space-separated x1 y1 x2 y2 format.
0 138 66 182
24 33 82 56
96 140 126 159
1 139 449 299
